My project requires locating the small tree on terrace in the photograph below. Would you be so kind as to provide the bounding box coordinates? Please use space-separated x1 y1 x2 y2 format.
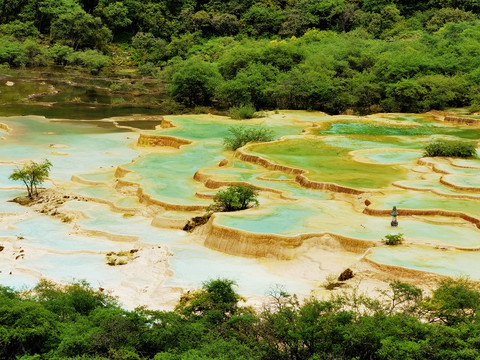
9 159 52 199
223 125 275 150
211 184 259 212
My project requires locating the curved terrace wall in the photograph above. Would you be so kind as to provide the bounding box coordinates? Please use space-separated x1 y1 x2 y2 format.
235 146 366 195
203 215 376 259
444 116 480 126
114 179 207 212
362 256 442 284
193 169 294 200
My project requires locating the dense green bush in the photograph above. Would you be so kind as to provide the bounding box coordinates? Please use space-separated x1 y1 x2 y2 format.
109 81 132 92
48 44 74 65
0 37 45 66
137 62 159 77
0 20 39 39
66 50 111 75
210 184 259 212
229 103 257 119
166 57 221 107
223 126 275 150
424 140 477 158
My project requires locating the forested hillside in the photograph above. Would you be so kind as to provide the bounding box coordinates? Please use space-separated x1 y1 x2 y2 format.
1 0 480 113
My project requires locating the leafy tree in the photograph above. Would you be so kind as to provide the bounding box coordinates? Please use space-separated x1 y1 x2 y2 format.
0 292 58 359
297 0 346 30
240 4 285 36
384 78 428 112
99 1 132 39
166 31 202 58
26 0 82 34
217 62 279 108
48 44 74 65
176 278 243 324
31 279 117 318
131 32 168 64
211 13 241 35
381 281 423 315
426 7 477 32
280 8 318 37
9 159 52 199
0 20 39 39
50 8 111 50
211 184 259 212
423 278 480 325
166 56 221 107
137 62 158 77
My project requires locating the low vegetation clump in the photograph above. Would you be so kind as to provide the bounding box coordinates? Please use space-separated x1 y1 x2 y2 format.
137 62 158 77
323 274 343 290
223 126 275 150
3 277 480 359
105 249 138 266
109 81 131 92
229 103 257 119
66 50 111 75
424 140 477 158
383 233 404 245
210 184 259 212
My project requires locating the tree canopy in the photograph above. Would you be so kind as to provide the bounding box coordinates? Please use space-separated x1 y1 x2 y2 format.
211 184 259 212
9 159 52 199
2 278 480 359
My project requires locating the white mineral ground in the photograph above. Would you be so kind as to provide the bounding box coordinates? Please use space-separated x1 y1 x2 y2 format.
1 111 478 310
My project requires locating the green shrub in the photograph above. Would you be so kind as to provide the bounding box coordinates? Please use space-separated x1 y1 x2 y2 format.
137 62 158 77
210 184 259 212
132 82 148 92
383 233 404 246
229 103 257 119
192 106 211 114
0 21 39 39
0 38 45 67
161 99 185 114
109 82 131 92
48 45 74 65
223 126 275 150
424 140 477 158
66 50 111 75
470 99 480 113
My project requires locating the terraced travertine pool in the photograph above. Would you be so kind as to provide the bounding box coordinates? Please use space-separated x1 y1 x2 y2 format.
0 104 479 308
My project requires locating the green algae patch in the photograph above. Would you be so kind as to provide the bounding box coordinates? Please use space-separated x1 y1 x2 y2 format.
314 116 480 139
246 137 411 190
